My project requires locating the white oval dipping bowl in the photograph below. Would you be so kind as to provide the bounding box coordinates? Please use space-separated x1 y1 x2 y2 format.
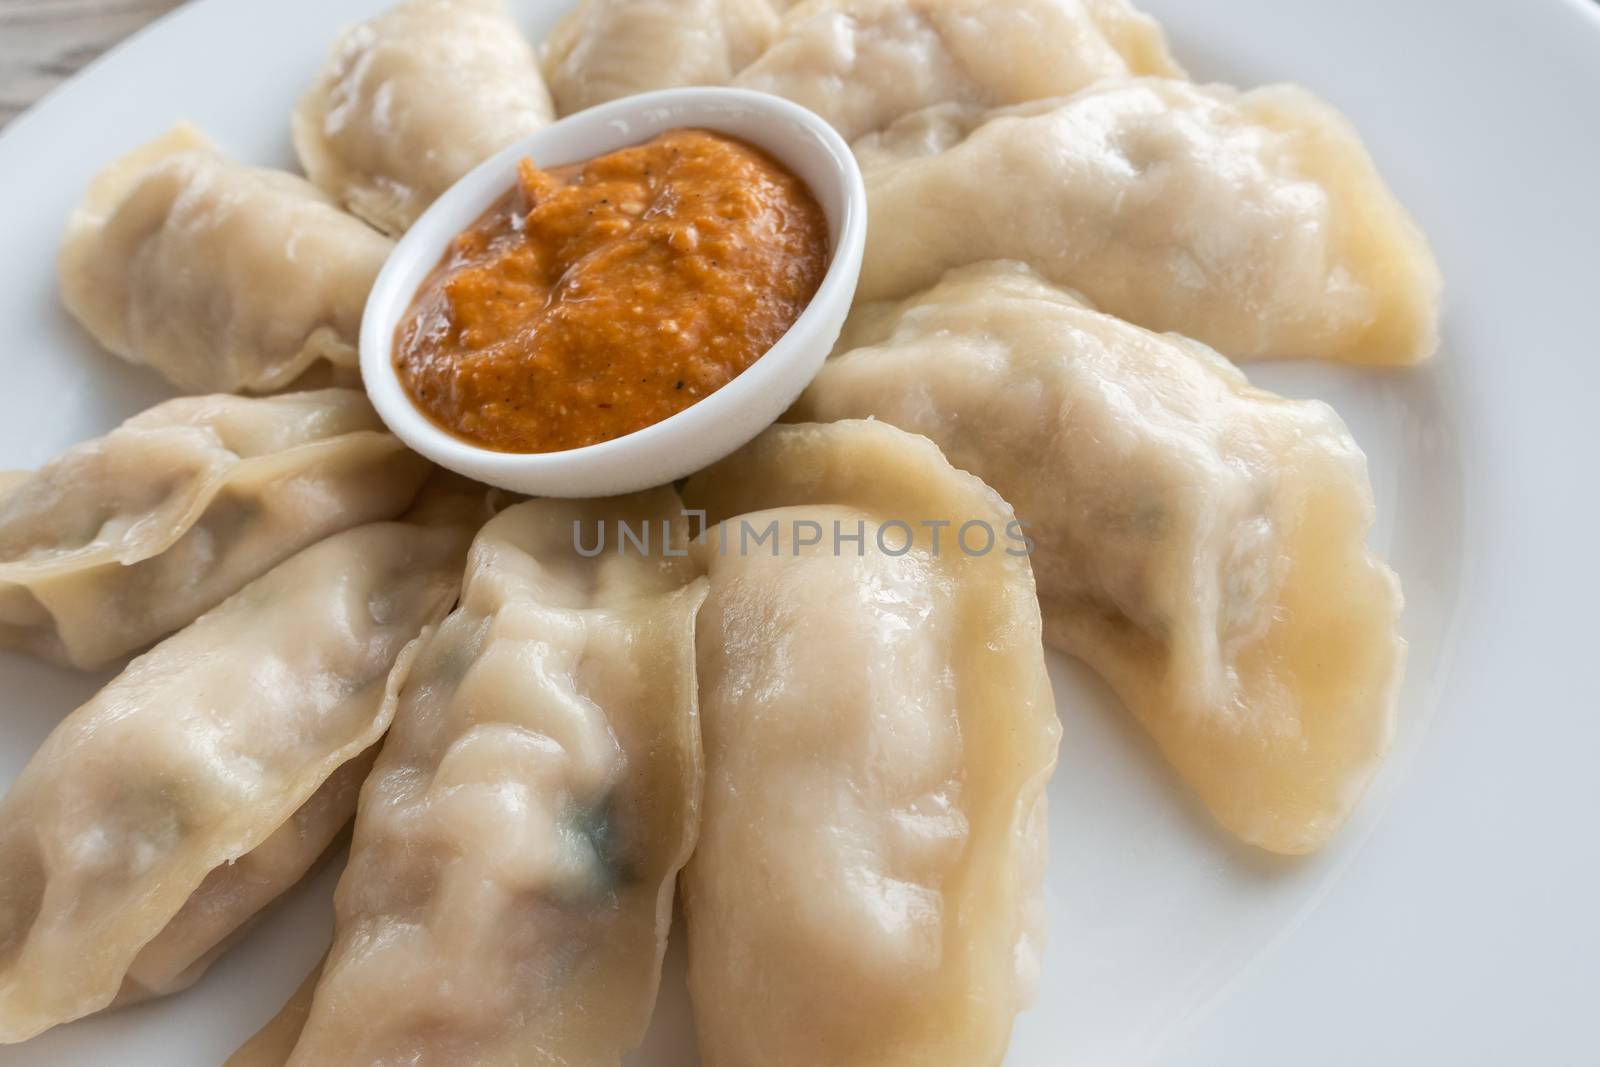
361 88 866 499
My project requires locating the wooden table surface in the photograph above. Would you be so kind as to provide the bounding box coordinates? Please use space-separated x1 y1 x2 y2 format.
0 0 186 126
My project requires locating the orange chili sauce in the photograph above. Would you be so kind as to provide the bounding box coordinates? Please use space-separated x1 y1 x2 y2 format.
394 129 831 454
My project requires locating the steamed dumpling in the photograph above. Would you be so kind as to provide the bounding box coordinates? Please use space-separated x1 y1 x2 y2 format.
855 78 1441 364
735 0 1181 140
237 492 705 1065
58 124 393 394
682 420 1059 1066
296 0 555 236
543 0 787 115
0 505 479 1042
0 389 430 670
794 262 1405 853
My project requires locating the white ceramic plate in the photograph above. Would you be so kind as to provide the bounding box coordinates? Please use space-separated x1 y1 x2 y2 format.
1 1 1596 1064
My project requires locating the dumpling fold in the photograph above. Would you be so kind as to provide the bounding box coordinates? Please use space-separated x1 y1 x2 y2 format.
236 491 706 1066
855 77 1441 364
543 0 788 114
0 389 430 670
0 495 482 1042
681 420 1060 1067
296 0 556 236
58 124 393 394
794 261 1405 852
735 0 1181 140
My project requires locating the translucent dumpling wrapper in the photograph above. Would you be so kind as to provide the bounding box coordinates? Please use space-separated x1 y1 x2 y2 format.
734 0 1181 140
0 389 431 670
854 77 1442 365
296 0 555 236
794 261 1405 853
234 491 706 1066
58 124 394 394
542 0 788 114
681 420 1060 1066
0 498 482 1043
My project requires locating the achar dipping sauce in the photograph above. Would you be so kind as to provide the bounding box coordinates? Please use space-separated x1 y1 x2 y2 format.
395 129 831 453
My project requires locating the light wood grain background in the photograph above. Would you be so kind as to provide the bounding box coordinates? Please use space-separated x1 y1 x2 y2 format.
0 0 186 126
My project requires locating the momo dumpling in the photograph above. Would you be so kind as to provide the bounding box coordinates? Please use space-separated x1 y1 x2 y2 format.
734 0 1181 140
297 0 555 236
681 420 1059 1066
855 78 1442 365
58 124 393 394
543 0 786 115
239 492 705 1065
794 262 1405 853
0 389 430 670
0 505 479 1043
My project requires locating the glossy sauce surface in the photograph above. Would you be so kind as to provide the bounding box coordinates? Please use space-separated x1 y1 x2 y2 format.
396 129 830 453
